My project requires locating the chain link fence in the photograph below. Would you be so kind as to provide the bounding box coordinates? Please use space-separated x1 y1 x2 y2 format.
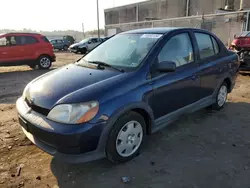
105 10 250 45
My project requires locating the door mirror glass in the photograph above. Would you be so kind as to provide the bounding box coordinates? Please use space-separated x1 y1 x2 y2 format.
157 61 176 72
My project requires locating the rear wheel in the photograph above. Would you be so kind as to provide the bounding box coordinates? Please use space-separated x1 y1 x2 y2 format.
212 82 228 110
106 112 146 163
63 45 68 51
38 55 52 69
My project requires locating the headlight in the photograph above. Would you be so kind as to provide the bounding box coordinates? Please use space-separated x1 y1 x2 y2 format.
47 101 99 124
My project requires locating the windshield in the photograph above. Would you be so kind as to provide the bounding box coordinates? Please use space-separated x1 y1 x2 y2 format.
240 31 250 37
79 33 162 69
80 38 89 43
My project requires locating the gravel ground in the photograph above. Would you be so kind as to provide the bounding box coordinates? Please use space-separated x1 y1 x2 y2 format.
0 53 250 188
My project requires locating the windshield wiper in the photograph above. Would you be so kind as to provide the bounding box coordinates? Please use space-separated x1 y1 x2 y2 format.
88 61 124 73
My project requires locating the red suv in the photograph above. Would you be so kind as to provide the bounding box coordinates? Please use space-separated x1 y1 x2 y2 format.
0 33 56 69
230 31 250 51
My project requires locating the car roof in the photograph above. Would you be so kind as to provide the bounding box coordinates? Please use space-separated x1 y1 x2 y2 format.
2 32 42 36
121 27 207 34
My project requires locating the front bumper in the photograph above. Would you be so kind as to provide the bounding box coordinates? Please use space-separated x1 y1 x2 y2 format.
16 97 106 163
69 48 78 53
51 55 56 62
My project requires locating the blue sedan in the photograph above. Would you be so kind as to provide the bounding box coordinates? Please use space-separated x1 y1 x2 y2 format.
16 27 240 163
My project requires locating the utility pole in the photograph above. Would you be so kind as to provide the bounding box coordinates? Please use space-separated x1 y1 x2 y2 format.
240 0 244 10
97 0 100 38
82 23 85 38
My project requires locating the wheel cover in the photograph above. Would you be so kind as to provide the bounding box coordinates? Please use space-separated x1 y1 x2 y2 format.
217 85 227 107
40 57 51 68
116 120 143 157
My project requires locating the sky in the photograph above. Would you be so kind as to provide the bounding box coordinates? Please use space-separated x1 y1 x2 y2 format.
0 0 147 32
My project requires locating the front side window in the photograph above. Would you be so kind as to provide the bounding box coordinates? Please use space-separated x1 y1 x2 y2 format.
57 40 63 44
91 38 98 43
158 33 194 67
50 40 56 44
79 33 162 69
195 33 217 59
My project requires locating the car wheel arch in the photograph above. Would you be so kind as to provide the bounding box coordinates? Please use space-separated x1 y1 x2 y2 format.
213 75 233 99
223 77 232 92
96 102 155 153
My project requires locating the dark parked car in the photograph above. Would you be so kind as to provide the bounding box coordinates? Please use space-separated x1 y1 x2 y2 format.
17 28 239 163
50 39 70 51
63 35 75 45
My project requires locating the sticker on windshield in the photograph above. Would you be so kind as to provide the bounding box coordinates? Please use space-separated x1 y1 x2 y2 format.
141 34 162 39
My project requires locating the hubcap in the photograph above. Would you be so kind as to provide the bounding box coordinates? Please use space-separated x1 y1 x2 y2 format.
40 57 51 68
116 121 143 157
217 85 227 107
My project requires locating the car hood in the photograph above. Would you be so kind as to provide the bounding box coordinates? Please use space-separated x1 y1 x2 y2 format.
24 64 122 110
70 42 86 48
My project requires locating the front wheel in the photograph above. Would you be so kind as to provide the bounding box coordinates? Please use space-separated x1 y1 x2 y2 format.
80 48 87 54
212 82 228 110
38 55 52 69
106 112 146 163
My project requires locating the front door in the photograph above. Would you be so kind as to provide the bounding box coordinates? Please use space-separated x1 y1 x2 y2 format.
150 32 200 120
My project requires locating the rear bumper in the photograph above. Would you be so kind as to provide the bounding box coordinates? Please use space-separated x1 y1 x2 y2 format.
16 97 106 163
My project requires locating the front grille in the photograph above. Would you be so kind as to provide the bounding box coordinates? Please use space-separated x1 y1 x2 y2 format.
25 98 50 116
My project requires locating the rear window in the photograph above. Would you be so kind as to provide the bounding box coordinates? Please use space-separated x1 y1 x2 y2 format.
42 36 50 43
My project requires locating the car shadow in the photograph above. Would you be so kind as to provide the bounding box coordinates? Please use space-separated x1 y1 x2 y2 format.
0 68 55 104
50 101 250 188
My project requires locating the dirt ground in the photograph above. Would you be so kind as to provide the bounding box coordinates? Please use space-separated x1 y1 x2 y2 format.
1 53 250 188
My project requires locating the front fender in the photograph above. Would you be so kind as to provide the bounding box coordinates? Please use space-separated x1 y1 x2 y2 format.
95 101 155 154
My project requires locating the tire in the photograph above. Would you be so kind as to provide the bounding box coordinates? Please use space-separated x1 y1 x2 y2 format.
211 82 228 110
80 48 87 54
38 55 52 69
63 45 68 51
106 111 146 163
29 64 37 69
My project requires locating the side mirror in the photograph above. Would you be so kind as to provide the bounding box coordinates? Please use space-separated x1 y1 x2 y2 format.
156 61 176 72
88 41 92 44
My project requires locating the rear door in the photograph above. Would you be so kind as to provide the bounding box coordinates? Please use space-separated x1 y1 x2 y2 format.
17 35 40 60
193 32 225 98
150 31 201 119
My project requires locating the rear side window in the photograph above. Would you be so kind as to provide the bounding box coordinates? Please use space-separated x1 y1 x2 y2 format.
16 36 38 45
42 36 50 43
211 37 219 54
195 33 219 59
